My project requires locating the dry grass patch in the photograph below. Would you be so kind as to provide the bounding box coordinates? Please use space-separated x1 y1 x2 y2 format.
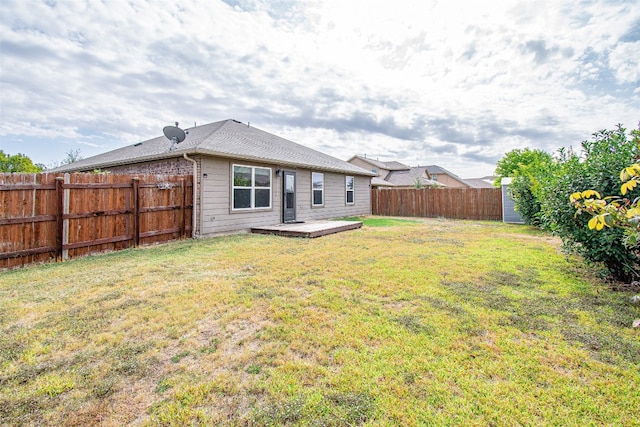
1 217 639 426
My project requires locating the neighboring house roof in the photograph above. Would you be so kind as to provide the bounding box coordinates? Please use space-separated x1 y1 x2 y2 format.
463 178 496 188
426 164 462 177
54 119 375 176
384 167 442 187
347 155 409 172
427 167 497 188
425 165 473 187
371 177 397 187
383 161 410 170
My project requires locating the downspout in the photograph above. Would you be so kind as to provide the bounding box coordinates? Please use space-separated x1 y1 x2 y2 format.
183 153 198 238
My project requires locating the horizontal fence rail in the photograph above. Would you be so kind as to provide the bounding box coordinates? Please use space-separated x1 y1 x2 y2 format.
372 188 502 221
1 173 193 269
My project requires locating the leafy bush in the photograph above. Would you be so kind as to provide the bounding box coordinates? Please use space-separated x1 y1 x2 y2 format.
494 148 553 225
539 125 639 282
569 131 639 284
509 175 544 226
571 164 640 246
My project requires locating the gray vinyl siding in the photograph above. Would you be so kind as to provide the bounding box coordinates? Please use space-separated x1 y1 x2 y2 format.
353 176 371 214
198 157 371 236
501 178 524 224
199 158 281 235
297 172 370 221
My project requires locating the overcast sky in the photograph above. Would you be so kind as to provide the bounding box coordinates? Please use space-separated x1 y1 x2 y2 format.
1 0 639 177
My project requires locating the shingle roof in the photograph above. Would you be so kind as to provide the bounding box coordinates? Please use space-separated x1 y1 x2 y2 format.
463 178 496 188
425 165 452 175
384 167 442 187
371 176 397 187
348 155 409 171
54 119 375 176
383 161 410 170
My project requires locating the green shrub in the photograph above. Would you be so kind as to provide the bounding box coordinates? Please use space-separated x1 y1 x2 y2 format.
495 148 553 226
510 177 542 225
539 125 639 282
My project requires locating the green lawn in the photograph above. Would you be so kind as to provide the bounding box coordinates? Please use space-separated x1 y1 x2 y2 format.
1 217 638 426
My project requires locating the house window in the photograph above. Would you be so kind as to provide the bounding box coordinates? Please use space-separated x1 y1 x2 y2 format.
312 172 324 206
346 176 355 205
232 165 271 210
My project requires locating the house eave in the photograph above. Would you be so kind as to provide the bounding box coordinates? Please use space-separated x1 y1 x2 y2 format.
50 151 187 173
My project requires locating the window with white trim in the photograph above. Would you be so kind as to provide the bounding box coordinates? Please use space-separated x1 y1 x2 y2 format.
232 165 271 210
312 172 324 206
345 176 355 205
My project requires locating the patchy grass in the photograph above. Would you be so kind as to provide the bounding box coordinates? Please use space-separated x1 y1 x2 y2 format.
338 216 421 227
1 217 639 426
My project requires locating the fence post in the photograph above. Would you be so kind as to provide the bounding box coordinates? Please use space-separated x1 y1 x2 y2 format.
55 177 64 261
373 189 379 215
132 177 140 247
62 174 70 260
374 188 379 215
371 189 375 215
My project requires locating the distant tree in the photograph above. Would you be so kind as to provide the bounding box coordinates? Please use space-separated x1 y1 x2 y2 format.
42 149 83 170
0 150 43 173
413 176 425 189
494 148 553 186
61 149 83 165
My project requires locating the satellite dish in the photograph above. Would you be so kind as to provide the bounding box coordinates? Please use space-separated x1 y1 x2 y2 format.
163 122 186 151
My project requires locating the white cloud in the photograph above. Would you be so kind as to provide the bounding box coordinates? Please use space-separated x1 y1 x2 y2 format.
608 41 640 83
0 0 638 177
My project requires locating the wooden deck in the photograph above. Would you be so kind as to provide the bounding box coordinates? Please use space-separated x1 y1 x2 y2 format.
251 220 362 238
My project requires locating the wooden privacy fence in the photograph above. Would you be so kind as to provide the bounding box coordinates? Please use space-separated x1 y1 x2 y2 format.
1 173 193 269
371 187 503 221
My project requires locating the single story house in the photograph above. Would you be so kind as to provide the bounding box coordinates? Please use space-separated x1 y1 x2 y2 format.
54 119 375 237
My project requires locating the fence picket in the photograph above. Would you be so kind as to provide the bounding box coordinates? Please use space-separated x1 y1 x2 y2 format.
1 173 193 269
371 188 502 221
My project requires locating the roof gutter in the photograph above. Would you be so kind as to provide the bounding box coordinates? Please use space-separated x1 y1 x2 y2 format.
183 153 198 238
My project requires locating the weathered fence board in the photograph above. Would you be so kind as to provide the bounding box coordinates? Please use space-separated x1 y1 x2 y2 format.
371 188 502 221
1 173 193 269
1 173 59 267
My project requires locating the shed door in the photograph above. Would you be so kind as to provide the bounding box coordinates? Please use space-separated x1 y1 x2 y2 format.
283 171 296 223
